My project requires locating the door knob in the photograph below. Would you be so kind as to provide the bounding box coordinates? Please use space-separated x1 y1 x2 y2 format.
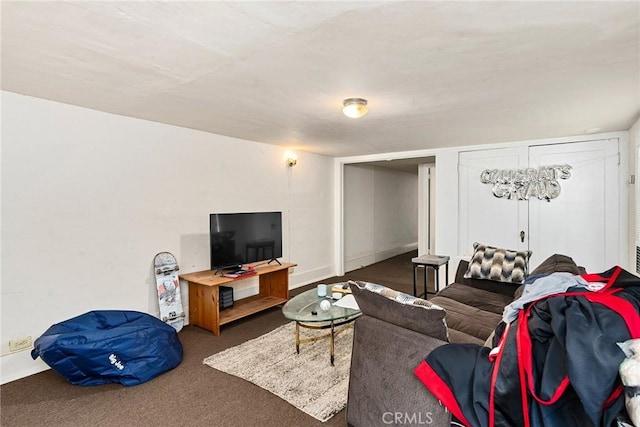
520 230 525 243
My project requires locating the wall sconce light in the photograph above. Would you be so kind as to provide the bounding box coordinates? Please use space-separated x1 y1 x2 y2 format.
342 98 368 119
286 154 298 167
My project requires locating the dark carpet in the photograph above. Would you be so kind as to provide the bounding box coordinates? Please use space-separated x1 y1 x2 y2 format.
1 250 432 427
340 250 437 296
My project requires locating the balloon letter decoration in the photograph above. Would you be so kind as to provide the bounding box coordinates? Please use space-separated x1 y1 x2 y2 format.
479 164 572 201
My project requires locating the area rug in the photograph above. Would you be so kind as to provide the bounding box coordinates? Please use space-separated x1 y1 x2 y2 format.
203 321 353 422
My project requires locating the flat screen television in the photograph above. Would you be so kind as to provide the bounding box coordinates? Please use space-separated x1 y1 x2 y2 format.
210 211 283 271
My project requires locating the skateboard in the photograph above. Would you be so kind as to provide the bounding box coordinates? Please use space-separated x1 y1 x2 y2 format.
153 252 185 332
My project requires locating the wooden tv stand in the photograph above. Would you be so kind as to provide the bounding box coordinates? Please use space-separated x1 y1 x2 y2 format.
179 262 296 335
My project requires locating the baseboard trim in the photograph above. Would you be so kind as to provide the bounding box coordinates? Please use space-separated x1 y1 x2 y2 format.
345 243 418 272
1 352 50 385
289 264 335 290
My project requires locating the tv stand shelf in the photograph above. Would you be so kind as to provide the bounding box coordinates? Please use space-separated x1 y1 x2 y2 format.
179 262 296 335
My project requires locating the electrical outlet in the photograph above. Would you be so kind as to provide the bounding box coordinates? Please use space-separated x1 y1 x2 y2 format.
9 336 32 352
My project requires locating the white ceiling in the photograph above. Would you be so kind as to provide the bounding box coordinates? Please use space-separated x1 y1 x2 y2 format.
2 1 639 157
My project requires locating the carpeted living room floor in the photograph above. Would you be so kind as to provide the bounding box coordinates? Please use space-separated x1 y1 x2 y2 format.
1 250 435 427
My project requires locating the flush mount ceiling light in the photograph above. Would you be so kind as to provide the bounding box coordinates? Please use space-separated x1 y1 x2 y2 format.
342 98 368 119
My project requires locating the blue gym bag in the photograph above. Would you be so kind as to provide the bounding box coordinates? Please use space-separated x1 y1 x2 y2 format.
31 310 183 386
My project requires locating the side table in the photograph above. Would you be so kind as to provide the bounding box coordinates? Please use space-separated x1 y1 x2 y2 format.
411 255 450 297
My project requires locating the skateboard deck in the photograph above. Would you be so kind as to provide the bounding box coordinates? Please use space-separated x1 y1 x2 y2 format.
154 252 185 332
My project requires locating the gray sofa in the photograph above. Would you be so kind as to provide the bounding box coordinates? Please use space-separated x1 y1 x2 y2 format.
346 254 582 427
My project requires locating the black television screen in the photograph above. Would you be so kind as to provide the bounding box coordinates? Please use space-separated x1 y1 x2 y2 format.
210 212 283 270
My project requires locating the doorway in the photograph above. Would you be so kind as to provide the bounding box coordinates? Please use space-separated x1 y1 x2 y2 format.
340 156 435 275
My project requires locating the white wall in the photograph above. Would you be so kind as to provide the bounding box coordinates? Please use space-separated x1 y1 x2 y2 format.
335 131 630 282
343 164 418 271
629 116 640 271
1 91 334 384
438 134 630 275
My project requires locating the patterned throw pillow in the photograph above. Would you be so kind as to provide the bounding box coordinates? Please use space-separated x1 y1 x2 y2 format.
353 281 443 309
463 242 532 284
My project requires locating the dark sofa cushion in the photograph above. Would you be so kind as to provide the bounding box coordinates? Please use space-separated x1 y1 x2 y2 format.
435 283 513 315
347 315 451 426
350 281 449 342
455 260 520 297
514 254 583 299
530 253 581 276
447 329 486 346
430 284 506 342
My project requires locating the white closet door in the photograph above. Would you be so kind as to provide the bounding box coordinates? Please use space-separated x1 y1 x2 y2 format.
528 139 619 272
458 147 529 255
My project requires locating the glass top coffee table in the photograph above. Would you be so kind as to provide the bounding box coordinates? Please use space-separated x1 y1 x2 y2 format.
282 284 361 366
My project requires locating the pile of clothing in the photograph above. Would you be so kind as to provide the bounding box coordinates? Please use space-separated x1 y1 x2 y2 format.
415 265 640 426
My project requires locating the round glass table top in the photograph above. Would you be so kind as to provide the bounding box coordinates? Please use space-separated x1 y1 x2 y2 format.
282 285 360 323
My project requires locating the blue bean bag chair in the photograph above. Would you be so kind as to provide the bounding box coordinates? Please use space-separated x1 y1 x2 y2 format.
31 310 183 386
